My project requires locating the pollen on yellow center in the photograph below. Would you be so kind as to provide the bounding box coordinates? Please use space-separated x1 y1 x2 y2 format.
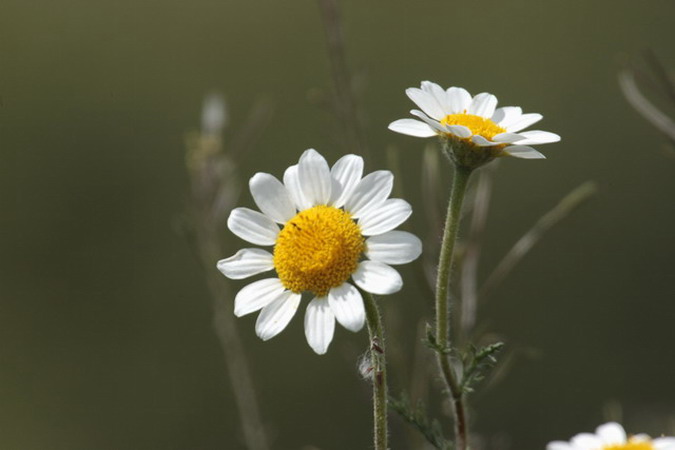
273 205 364 297
602 441 654 450
440 113 506 140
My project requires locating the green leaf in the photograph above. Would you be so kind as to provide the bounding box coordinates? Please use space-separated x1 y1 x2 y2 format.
389 394 454 450
460 342 504 394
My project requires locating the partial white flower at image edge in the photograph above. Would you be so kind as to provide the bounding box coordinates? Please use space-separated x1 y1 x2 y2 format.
547 422 675 450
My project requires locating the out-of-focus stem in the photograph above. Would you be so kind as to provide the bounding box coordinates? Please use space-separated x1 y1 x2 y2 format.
480 181 597 301
362 290 388 450
187 129 270 450
317 0 369 157
619 70 675 142
205 259 270 450
460 164 495 341
435 164 473 450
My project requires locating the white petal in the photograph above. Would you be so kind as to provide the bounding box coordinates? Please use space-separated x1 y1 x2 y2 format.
471 135 502 147
505 147 546 159
492 106 522 127
352 261 402 295
217 248 274 280
505 145 546 159
632 434 651 443
445 124 472 138
546 442 573 450
304 297 335 354
283 165 312 211
358 198 412 236
388 118 436 137
492 132 526 144
365 231 422 265
255 291 301 341
596 423 626 444
654 437 675 449
406 87 445 120
446 87 472 113
234 278 286 317
344 170 394 219
298 149 332 206
410 109 448 133
330 154 364 208
227 207 279 246
505 113 543 132
249 173 296 223
328 283 365 332
514 130 561 145
421 81 451 114
570 434 603 449
468 92 498 118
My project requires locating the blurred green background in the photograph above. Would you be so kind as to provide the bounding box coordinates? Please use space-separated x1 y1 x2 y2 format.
1 0 674 448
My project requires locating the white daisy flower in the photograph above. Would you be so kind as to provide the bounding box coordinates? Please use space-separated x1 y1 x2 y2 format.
388 81 560 164
217 149 422 354
547 422 675 450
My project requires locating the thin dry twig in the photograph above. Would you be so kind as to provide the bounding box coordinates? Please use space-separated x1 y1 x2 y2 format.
317 0 369 157
619 70 675 143
479 181 597 302
643 49 675 107
421 146 445 292
459 164 496 341
184 95 272 450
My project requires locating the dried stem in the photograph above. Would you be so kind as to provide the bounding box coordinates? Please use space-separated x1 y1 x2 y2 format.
316 0 369 157
619 70 675 143
460 164 495 342
184 97 273 450
480 181 597 301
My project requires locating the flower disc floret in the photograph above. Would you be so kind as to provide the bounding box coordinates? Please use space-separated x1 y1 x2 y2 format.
440 113 507 141
274 205 364 296
603 442 654 450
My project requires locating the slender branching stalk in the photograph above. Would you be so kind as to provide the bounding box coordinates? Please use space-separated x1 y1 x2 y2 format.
183 97 274 450
479 181 597 301
316 0 369 157
316 3 389 447
435 164 474 450
187 155 271 450
460 163 496 342
362 289 389 450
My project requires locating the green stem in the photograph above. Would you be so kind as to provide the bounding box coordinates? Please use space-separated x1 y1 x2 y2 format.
435 164 473 450
362 290 388 450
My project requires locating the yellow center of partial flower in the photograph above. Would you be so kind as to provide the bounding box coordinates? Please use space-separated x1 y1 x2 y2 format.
602 440 654 450
273 205 364 297
440 113 506 140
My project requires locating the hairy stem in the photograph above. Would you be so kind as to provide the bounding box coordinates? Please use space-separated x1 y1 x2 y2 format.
362 290 388 450
435 164 473 450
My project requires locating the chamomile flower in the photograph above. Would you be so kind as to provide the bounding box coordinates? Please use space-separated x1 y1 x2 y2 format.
388 81 560 168
547 422 675 450
217 149 422 354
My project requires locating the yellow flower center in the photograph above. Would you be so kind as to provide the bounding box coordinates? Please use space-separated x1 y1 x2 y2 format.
603 440 654 450
440 113 506 140
273 205 364 297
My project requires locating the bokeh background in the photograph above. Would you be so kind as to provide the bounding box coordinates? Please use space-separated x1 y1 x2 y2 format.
1 0 674 448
